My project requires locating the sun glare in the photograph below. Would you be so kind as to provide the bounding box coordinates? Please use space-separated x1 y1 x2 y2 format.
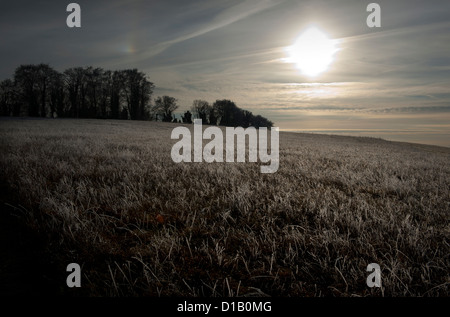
286 27 338 77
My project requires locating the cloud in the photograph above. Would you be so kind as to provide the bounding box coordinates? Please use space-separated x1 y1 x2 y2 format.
110 0 284 68
373 105 450 113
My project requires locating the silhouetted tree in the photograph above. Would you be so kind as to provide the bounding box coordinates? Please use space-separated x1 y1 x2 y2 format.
209 105 218 125
121 69 154 120
191 99 210 123
212 99 240 126
97 70 112 119
251 114 273 128
0 79 18 116
84 67 103 118
64 67 85 118
152 96 178 122
110 70 125 119
209 99 272 128
5 63 274 125
37 64 59 117
182 110 192 124
14 65 40 116
138 76 154 120
13 64 60 117
49 72 65 117
241 109 253 128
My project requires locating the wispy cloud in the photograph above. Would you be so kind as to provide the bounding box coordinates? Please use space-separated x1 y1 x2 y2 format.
110 0 284 68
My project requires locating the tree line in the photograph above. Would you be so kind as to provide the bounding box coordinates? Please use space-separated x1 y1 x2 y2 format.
0 63 273 127
189 99 273 128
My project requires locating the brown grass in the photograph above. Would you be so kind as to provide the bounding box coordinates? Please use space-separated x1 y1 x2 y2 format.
0 117 448 296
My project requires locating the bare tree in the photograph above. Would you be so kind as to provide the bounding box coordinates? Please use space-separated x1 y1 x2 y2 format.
64 67 85 118
121 69 154 120
191 99 210 123
0 79 18 116
48 72 65 117
14 65 40 117
152 96 178 122
36 64 60 117
14 64 60 117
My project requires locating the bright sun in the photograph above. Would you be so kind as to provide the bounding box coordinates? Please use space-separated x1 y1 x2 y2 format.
286 27 338 77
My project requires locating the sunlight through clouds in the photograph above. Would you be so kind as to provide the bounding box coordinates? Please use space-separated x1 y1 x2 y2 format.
283 26 340 77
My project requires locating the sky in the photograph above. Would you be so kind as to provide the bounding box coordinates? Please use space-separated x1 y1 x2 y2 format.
1 0 450 147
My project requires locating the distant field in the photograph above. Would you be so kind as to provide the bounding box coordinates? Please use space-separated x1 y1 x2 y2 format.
0 117 449 296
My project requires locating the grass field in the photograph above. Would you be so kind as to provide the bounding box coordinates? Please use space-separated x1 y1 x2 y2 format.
0 117 448 296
